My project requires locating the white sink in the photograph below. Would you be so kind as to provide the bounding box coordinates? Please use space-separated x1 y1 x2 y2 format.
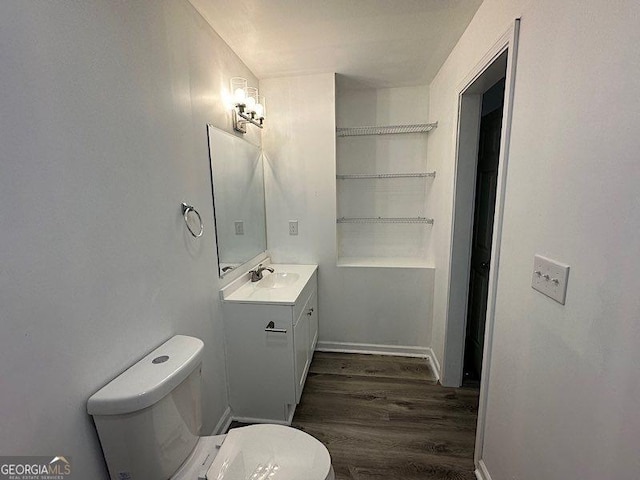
255 272 300 289
221 263 318 305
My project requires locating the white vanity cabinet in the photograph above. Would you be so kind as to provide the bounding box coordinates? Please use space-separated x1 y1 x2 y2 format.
222 266 318 424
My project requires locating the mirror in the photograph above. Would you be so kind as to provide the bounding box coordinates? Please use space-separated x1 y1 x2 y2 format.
207 125 267 277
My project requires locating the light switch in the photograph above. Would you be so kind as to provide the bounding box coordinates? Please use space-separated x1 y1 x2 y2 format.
234 221 244 235
531 255 570 304
289 220 298 236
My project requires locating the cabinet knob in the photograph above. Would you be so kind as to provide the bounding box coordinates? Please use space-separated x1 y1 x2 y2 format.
265 320 287 334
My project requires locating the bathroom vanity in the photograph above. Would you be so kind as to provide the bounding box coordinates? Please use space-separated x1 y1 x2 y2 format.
221 264 318 423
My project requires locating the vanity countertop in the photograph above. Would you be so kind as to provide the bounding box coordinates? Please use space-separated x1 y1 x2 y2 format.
221 263 318 305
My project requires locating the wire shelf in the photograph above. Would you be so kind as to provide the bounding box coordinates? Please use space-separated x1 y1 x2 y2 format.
336 123 438 137
337 172 436 179
337 217 434 225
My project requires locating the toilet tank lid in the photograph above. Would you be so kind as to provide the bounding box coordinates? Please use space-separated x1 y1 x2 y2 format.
87 335 204 416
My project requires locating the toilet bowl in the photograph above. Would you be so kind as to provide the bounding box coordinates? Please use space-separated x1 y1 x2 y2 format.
87 335 334 480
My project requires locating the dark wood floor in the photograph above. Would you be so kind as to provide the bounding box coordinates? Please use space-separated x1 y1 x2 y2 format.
291 352 480 480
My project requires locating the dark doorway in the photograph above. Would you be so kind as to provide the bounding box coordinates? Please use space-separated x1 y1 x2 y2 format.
463 79 505 386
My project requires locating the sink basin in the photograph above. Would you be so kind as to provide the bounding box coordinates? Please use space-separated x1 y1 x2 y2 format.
221 263 317 304
255 272 300 289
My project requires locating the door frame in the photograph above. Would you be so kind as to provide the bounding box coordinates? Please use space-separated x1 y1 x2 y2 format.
441 19 521 468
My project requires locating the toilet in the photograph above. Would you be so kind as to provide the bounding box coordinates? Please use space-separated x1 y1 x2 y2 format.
87 335 334 480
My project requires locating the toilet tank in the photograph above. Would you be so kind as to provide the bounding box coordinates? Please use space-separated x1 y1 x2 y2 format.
87 335 205 480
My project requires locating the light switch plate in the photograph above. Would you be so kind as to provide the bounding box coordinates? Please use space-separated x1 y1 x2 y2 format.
289 220 298 236
531 255 570 304
234 221 244 235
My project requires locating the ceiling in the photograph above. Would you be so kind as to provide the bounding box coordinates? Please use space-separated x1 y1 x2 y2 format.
189 0 483 88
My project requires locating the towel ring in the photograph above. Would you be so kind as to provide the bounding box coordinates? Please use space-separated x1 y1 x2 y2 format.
181 203 204 238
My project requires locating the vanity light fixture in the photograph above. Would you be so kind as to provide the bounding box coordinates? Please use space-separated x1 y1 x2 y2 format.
230 77 265 134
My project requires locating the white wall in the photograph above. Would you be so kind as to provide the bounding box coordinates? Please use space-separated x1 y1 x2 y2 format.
0 1 258 477
260 73 337 269
429 0 640 478
427 0 529 374
262 75 433 350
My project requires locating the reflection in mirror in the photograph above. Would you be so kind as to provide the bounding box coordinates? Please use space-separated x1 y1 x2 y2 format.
207 125 267 277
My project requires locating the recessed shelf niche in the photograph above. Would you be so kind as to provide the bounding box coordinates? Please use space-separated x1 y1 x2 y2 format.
336 83 436 268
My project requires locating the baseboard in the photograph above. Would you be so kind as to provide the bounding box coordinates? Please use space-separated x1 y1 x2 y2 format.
426 348 441 382
213 406 233 435
316 340 430 358
475 459 493 480
231 415 291 426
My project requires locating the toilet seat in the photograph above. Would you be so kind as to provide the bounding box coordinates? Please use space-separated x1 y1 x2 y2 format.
207 425 332 480
171 425 333 480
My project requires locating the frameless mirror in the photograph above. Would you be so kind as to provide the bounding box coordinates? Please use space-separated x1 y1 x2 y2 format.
207 125 267 277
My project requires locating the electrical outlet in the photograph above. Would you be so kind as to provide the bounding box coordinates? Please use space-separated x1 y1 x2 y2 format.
289 220 298 236
531 255 570 304
234 221 244 235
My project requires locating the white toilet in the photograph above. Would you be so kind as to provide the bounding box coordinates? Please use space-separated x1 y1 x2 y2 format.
87 335 334 480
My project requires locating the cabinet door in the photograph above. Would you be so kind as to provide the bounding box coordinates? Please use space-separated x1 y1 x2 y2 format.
293 306 310 403
224 303 295 420
307 291 318 354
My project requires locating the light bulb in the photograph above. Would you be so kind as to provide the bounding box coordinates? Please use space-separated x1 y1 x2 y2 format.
245 96 256 112
230 77 248 105
256 95 266 120
234 88 246 104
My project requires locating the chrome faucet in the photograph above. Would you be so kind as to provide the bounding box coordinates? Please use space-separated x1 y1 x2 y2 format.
249 264 274 282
